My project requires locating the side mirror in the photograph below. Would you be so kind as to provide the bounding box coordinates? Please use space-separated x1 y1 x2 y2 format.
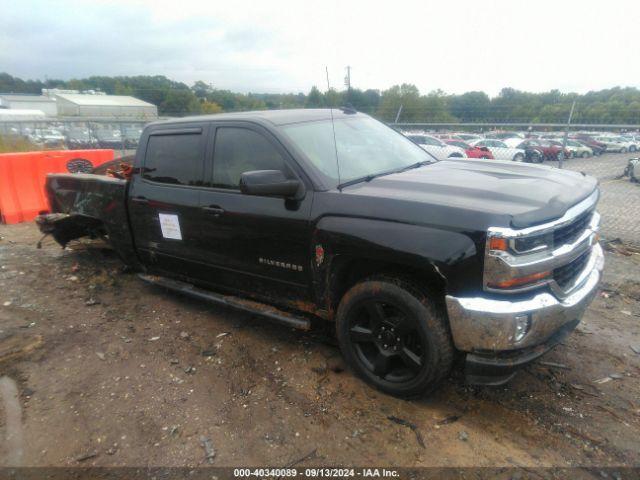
240 170 301 198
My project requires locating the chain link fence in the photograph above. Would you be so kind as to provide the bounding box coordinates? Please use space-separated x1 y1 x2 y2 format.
0 119 146 157
1 117 638 245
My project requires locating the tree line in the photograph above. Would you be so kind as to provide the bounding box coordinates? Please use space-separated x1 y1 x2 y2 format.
2 72 640 124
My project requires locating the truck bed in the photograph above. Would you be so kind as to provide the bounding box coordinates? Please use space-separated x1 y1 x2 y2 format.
39 173 138 264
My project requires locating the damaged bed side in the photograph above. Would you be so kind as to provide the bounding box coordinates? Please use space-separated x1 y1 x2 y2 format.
36 173 139 267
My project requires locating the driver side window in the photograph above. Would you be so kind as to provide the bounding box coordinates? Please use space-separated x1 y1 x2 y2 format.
212 127 291 189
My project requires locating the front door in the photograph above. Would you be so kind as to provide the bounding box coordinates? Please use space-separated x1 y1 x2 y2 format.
195 124 313 305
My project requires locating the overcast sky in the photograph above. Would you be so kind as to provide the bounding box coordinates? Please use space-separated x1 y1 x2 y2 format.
2 0 639 96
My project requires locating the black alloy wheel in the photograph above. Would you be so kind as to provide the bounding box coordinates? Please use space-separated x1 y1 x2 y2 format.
347 299 425 383
336 277 453 398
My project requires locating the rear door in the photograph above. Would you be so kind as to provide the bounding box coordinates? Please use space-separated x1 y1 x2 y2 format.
194 123 314 304
128 124 209 275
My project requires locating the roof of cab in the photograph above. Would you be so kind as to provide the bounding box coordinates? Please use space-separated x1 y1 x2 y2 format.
147 108 364 128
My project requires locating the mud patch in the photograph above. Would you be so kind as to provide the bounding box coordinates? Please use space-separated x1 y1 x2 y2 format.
0 334 43 366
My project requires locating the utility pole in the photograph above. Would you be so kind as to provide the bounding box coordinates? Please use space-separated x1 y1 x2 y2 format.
560 100 576 169
394 104 403 123
344 66 351 104
344 66 351 91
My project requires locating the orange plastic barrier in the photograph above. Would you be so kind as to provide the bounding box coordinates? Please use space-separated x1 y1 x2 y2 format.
0 149 114 224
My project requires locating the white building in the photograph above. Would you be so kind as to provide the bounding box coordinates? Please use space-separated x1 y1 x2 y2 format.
54 93 158 120
0 94 57 116
0 109 47 121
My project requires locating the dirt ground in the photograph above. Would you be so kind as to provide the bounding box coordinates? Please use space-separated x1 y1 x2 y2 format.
0 223 639 470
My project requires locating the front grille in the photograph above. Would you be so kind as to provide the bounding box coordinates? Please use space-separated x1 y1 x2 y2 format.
554 250 591 288
553 210 593 246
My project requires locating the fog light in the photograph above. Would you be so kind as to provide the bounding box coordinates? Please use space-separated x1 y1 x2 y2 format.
514 314 531 342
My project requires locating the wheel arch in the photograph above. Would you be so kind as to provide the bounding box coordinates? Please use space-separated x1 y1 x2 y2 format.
313 216 480 319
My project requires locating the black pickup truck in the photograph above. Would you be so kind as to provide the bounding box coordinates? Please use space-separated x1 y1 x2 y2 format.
38 109 604 397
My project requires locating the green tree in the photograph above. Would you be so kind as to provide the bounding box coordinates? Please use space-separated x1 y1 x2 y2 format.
305 86 324 107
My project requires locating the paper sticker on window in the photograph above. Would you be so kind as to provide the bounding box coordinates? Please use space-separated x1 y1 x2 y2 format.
159 213 182 240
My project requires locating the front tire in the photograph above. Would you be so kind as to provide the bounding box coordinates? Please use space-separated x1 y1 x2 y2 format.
581 151 590 158
336 276 453 398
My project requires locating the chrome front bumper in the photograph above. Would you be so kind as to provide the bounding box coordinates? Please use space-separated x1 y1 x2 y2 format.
446 242 604 352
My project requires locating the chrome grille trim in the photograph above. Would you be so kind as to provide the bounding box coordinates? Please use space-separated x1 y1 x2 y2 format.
484 189 600 296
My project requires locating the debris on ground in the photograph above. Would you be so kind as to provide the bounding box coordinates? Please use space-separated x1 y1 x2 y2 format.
85 298 100 306
148 336 160 342
595 373 625 383
458 431 469 442
594 377 612 384
387 416 426 449
539 361 571 370
95 352 105 361
200 436 216 464
602 239 634 256
436 415 461 426
179 331 190 340
284 449 318 468
216 332 229 338
631 345 640 355
75 451 98 462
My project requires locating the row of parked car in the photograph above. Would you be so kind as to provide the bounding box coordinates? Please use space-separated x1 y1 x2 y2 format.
5 123 144 150
402 130 640 163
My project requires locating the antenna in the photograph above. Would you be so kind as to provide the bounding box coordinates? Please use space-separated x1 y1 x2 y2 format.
326 66 342 189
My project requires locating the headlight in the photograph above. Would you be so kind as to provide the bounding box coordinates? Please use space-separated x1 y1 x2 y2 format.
488 232 553 255
511 232 553 254
485 231 554 291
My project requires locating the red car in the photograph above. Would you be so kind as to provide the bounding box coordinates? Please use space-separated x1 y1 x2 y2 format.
445 140 494 159
525 139 569 161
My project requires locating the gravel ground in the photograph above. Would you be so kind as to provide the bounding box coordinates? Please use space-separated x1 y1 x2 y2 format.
0 223 638 472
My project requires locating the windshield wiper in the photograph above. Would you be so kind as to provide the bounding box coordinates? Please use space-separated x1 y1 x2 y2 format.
397 160 432 172
337 160 432 190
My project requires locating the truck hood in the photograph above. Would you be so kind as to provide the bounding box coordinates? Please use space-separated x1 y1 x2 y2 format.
342 159 598 229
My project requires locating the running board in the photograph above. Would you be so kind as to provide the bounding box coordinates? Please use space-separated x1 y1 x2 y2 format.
138 274 311 331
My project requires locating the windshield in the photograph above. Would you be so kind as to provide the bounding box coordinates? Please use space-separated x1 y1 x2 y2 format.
281 116 435 187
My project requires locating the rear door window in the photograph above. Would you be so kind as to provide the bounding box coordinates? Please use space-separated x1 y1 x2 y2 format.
143 131 206 186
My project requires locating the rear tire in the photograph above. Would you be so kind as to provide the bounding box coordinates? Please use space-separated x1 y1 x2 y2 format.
513 153 525 162
336 276 454 398
581 151 590 158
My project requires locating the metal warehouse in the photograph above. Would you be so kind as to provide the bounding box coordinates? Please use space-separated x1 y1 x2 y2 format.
0 94 57 116
54 93 158 120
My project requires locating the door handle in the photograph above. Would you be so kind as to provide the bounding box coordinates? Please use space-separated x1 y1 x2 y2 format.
131 196 149 204
202 205 225 215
